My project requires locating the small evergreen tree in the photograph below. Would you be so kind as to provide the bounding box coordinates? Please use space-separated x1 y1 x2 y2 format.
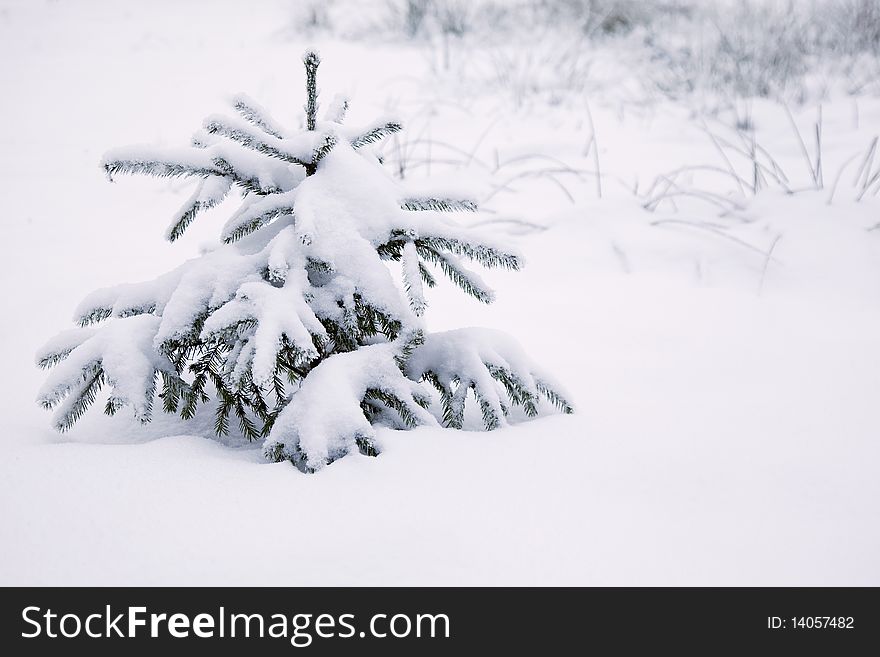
36 51 572 472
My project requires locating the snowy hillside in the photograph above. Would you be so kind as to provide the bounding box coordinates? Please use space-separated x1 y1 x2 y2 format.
1 0 879 585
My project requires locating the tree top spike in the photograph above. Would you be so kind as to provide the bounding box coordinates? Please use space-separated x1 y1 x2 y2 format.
303 49 321 68
303 48 321 133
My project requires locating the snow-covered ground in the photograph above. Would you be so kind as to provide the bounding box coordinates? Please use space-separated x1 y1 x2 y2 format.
1 0 879 585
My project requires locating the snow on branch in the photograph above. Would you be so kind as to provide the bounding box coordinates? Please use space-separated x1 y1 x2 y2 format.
203 114 314 166
74 276 170 327
400 197 478 212
103 146 219 181
407 329 574 430
264 342 436 472
231 92 286 139
36 315 178 431
350 120 403 149
166 176 233 242
415 244 495 303
200 276 326 387
221 190 297 244
310 132 338 170
35 327 96 370
418 233 523 270
103 143 295 196
401 240 427 315
323 93 349 124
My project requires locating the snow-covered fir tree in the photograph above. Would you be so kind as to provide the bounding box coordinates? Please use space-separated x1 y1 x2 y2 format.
36 51 573 472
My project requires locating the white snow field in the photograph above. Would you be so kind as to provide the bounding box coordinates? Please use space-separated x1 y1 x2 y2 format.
1 0 879 585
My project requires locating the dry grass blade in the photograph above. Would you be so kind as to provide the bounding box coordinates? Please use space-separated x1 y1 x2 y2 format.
784 102 820 190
